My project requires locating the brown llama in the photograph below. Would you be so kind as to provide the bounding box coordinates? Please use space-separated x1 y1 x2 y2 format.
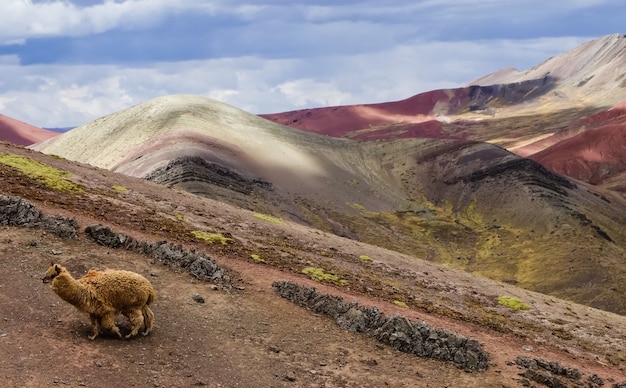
42 263 155 340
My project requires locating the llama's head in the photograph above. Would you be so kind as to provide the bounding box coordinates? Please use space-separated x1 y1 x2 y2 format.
42 262 64 283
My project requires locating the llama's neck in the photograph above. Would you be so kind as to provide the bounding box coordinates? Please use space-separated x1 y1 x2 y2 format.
51 271 91 307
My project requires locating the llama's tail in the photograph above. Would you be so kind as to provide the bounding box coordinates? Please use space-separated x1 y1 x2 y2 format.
141 305 154 336
146 287 156 305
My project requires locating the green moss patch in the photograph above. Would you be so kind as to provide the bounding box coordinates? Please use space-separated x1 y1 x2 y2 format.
302 267 348 286
348 202 365 211
253 213 283 224
0 153 84 194
251 254 266 263
393 300 408 308
191 230 232 245
112 185 128 192
498 296 531 311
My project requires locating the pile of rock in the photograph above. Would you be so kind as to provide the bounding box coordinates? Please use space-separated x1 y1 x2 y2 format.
273 280 489 372
0 194 78 238
85 224 227 283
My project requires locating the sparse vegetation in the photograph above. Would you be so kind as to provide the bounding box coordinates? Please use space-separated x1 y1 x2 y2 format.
191 230 232 245
498 296 531 311
175 213 188 222
359 255 372 262
302 267 348 286
393 300 408 308
0 153 84 194
348 202 365 211
251 254 266 263
253 212 283 224
552 328 574 340
112 185 128 192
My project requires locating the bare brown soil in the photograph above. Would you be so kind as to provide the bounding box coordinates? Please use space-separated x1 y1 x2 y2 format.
1 142 626 387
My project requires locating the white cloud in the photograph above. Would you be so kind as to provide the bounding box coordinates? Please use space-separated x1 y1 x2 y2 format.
0 36 592 127
272 79 353 108
0 0 217 44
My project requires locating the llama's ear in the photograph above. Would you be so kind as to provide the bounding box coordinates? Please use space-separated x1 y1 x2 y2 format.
54 264 61 274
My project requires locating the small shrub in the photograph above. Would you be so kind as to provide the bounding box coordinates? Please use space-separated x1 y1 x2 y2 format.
498 296 531 311
251 254 266 263
302 267 347 286
253 213 282 224
191 231 231 245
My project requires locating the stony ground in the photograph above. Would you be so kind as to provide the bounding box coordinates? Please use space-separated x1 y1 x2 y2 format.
1 142 626 387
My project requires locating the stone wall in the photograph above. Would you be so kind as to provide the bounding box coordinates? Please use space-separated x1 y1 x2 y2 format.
273 280 490 372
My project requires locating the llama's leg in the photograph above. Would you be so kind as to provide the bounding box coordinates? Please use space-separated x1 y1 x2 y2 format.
88 314 101 340
99 313 122 339
141 305 154 336
123 309 144 339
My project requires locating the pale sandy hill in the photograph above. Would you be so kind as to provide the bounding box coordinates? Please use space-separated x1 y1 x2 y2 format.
31 95 410 212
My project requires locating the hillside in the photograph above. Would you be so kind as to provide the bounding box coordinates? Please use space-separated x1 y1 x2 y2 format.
31 95 626 317
0 113 59 146
1 142 626 387
526 101 626 187
260 34 626 181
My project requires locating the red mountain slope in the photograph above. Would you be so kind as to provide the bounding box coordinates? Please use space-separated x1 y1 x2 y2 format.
0 114 58 146
260 89 456 140
260 76 555 141
529 100 626 185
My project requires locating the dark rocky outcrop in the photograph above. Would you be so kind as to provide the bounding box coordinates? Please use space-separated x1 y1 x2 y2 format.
144 156 273 195
0 194 78 238
84 224 227 283
272 280 489 372
513 356 626 388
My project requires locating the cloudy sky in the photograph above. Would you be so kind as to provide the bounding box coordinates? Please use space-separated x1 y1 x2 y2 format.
0 0 624 128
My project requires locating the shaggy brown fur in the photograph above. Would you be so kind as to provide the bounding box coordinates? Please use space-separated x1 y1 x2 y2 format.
42 263 156 340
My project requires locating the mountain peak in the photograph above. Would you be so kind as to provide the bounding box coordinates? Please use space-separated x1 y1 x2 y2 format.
470 33 626 99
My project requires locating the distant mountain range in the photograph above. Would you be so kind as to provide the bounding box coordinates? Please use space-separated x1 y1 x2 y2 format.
43 127 75 133
260 33 626 189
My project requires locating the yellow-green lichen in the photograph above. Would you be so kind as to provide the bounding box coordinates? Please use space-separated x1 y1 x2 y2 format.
0 153 84 194
359 255 372 262
302 267 348 286
191 230 231 245
250 254 266 263
175 213 188 222
253 213 283 224
112 185 128 192
348 202 365 211
393 300 408 308
498 296 531 311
